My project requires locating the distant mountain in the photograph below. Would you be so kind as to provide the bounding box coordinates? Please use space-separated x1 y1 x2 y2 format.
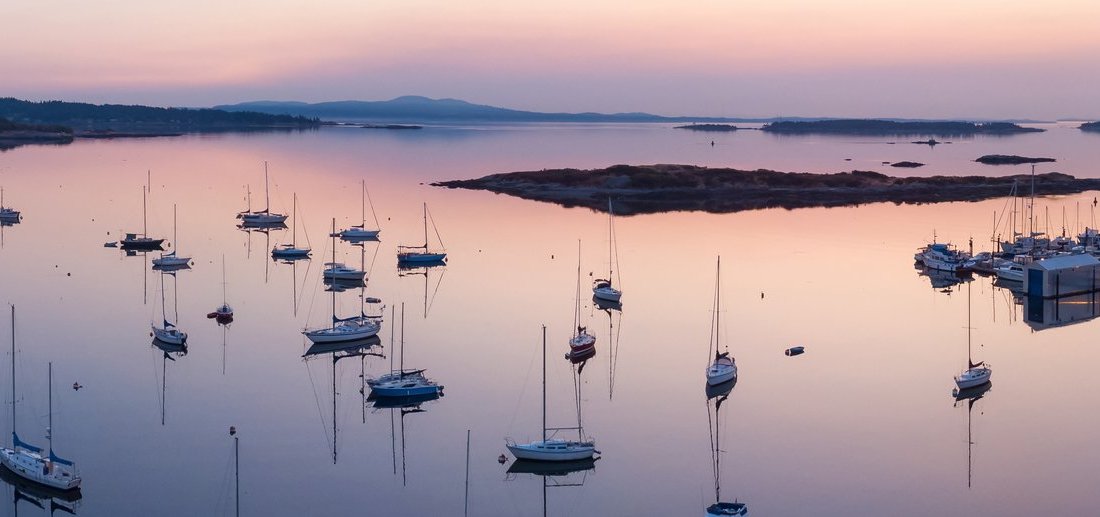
214 96 745 123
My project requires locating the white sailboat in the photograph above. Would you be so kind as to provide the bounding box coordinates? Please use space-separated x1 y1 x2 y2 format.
271 193 311 259
152 271 187 345
0 306 81 493
304 220 381 344
706 256 737 386
336 180 381 240
507 326 598 462
955 283 991 390
368 303 442 398
397 203 447 264
237 162 288 225
322 219 366 281
592 198 622 302
0 188 21 223
152 204 192 268
120 186 165 250
569 241 596 358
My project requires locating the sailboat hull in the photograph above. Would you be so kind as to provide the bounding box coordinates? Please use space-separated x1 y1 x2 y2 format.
272 247 310 259
152 327 187 345
398 252 447 264
507 440 597 462
303 320 381 344
955 367 992 390
592 285 622 302
239 213 287 224
120 238 165 250
339 228 380 240
0 449 81 491
706 363 737 386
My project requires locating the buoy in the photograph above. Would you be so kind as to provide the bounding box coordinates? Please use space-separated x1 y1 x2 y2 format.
72 382 82 391
785 346 805 357
498 454 507 464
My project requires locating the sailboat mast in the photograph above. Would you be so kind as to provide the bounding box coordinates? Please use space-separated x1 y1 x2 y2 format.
574 240 582 335
173 204 177 249
400 303 405 373
967 280 973 365
142 186 148 237
331 218 337 330
1030 164 1036 237
422 203 428 248
332 353 337 464
607 198 613 281
541 325 545 442
48 362 52 452
10 305 15 440
264 161 271 212
292 194 297 246
361 180 366 227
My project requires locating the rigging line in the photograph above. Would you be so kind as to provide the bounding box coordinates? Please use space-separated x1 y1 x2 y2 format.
426 205 445 249
304 358 334 457
506 327 541 434
365 184 381 228
303 235 331 328
426 267 447 317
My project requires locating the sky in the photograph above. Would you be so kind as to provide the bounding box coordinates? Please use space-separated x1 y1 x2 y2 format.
2 0 1098 119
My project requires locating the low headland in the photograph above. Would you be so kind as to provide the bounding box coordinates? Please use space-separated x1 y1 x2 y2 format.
0 98 320 150
760 120 1042 136
1080 121 1100 132
434 164 1100 215
675 124 741 132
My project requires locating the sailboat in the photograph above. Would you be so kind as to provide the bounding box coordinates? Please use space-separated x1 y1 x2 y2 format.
152 337 187 426
0 306 81 493
303 222 382 344
336 180 381 240
152 204 192 268
397 203 447 264
322 218 366 282
236 162 288 226
955 282 991 390
568 242 596 358
152 271 187 345
271 193 311 259
208 255 234 322
706 376 746 516
592 198 622 302
368 304 443 398
120 186 165 250
706 256 737 386
507 326 598 462
0 188 21 224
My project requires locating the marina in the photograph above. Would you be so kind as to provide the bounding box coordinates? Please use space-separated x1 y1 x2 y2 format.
1 124 1100 515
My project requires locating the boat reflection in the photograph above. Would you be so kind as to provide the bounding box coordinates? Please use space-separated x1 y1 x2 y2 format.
0 464 81 513
952 382 991 489
592 295 622 313
373 386 441 486
706 371 746 516
303 336 383 464
152 338 187 426
916 264 972 292
398 262 446 318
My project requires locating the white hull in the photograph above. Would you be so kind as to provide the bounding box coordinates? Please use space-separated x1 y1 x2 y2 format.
339 228 380 239
592 286 622 302
994 266 1024 282
303 320 380 343
239 213 287 224
955 367 992 390
507 440 596 462
272 246 310 259
369 381 442 398
152 254 191 267
152 326 187 345
706 363 737 386
0 448 80 491
323 271 366 280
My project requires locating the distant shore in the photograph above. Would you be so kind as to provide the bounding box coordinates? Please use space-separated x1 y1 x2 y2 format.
760 120 1043 136
434 164 1100 215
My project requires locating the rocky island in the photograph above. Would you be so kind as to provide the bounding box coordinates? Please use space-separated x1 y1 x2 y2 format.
675 124 741 132
974 154 1056 165
760 119 1043 136
1080 121 1100 132
0 117 73 150
434 164 1100 215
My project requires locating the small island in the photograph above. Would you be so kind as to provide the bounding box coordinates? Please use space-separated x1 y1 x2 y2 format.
434 164 1100 215
1081 121 1100 132
362 124 422 130
760 119 1043 136
675 124 740 132
975 154 1056 165
890 161 924 168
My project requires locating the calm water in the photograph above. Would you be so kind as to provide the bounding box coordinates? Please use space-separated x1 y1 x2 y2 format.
0 124 1099 516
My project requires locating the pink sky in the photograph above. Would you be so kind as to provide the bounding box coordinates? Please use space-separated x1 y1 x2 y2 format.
2 0 1098 119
